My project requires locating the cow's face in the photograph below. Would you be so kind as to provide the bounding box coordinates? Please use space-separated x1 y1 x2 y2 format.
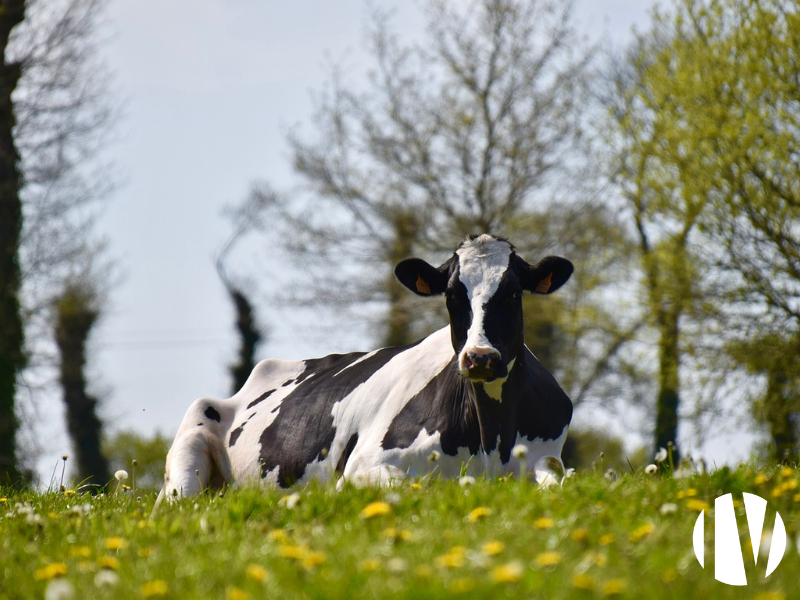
395 235 573 383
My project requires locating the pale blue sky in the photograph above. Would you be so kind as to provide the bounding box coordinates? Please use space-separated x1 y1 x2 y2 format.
25 0 755 479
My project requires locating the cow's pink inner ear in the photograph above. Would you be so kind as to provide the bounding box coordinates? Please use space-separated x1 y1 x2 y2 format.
415 276 432 295
535 273 553 294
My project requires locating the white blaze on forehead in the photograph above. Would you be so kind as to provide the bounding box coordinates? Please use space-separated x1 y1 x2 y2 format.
456 235 513 351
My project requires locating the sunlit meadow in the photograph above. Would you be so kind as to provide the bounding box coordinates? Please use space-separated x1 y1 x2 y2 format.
1 462 798 599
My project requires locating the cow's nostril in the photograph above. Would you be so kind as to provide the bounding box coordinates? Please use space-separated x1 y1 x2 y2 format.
466 349 500 368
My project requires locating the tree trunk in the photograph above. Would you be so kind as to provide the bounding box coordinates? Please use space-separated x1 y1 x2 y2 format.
384 211 420 347
56 288 110 487
0 0 26 485
653 305 681 462
228 288 262 395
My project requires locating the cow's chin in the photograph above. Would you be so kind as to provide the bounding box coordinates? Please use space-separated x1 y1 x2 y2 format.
461 366 507 384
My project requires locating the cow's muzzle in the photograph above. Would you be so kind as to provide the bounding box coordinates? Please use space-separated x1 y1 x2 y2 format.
460 346 504 382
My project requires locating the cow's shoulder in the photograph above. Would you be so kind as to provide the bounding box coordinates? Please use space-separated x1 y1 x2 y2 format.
516 346 572 441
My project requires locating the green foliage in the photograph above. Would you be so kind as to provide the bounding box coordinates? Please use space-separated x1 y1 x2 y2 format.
102 431 169 491
1 466 798 598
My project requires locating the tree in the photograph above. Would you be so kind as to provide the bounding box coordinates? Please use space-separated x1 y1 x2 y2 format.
54 281 109 486
603 0 800 460
0 0 117 478
0 0 26 485
216 188 269 395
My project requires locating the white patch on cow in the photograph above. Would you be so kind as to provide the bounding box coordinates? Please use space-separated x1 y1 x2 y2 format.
455 236 513 361
481 357 516 401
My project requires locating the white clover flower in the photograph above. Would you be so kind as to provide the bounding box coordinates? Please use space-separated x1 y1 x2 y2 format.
459 476 476 488
659 503 678 515
428 450 441 463
45 579 74 600
604 468 617 482
654 447 668 463
645 464 658 475
511 444 529 460
94 570 119 588
114 470 128 481
280 493 301 509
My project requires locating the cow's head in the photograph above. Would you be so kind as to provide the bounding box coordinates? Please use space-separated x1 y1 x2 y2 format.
395 234 573 384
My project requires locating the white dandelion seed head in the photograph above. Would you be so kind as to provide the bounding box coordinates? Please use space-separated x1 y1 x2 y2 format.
654 447 668 463
645 464 658 475
511 444 529 460
459 476 476 488
281 493 301 509
94 570 120 588
114 470 128 481
604 468 617 482
428 450 441 463
45 579 74 600
659 503 678 515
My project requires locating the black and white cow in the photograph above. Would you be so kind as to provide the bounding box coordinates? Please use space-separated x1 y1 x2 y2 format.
158 234 573 500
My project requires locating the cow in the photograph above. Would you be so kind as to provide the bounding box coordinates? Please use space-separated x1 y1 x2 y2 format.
157 234 573 502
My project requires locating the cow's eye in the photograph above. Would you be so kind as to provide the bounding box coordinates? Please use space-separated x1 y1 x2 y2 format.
508 291 521 303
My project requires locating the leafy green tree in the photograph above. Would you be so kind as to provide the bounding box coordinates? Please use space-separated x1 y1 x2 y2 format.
604 0 800 460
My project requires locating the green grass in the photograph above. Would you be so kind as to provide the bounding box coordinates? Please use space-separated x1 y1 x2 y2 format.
1 465 798 599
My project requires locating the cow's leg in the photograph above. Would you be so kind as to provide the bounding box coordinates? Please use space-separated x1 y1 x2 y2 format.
158 399 233 501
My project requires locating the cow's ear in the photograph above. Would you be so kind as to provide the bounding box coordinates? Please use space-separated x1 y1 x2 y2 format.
395 258 449 296
513 255 574 295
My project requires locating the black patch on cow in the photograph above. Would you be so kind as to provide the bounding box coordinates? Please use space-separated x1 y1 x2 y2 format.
204 406 221 422
383 349 572 465
247 389 275 410
258 341 422 487
382 361 481 456
336 433 359 474
281 379 294 387
229 413 257 448
197 423 203 427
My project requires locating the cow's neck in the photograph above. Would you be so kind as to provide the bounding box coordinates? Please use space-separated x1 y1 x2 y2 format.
469 356 523 456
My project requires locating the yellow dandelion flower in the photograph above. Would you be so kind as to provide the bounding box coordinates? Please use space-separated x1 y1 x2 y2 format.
467 507 492 522
139 547 156 558
245 564 269 583
414 565 433 579
661 568 678 583
382 527 415 542
780 466 793 478
793 492 800 503
104 537 127 550
268 529 289 543
685 499 710 512
629 522 655 542
782 479 798 491
360 501 392 519
436 547 466 569
277 544 310 560
594 553 608 567
359 558 382 572
754 473 768 485
772 486 785 498
572 573 594 590
535 551 562 567
141 580 169 597
410 483 422 489
98 556 120 570
571 528 588 542
755 592 786 600
482 540 505 556
226 587 249 600
0 497 7 503
533 517 554 529
598 533 615 546
676 490 685 499
602 579 626 596
490 561 524 583
450 577 476 593
302 551 327 569
63 489 75 496
69 546 92 559
34 563 69 580
685 488 697 497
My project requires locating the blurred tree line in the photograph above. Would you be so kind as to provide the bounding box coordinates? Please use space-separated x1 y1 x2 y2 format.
243 0 800 465
2 0 799 485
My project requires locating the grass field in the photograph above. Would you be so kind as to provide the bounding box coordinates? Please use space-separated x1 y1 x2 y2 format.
1 464 798 599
